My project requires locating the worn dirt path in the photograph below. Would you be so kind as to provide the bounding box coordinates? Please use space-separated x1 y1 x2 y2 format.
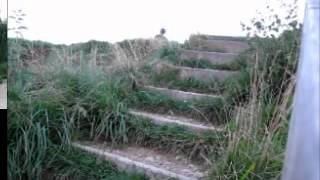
0 80 7 109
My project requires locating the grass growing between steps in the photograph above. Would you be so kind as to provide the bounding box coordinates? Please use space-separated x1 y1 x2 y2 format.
146 31 298 179
7 51 226 179
142 64 224 94
140 59 251 101
8 38 228 179
158 37 254 71
144 40 253 96
127 116 227 162
127 90 229 125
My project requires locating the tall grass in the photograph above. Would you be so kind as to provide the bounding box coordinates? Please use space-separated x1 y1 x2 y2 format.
7 38 156 179
210 29 300 179
7 64 141 179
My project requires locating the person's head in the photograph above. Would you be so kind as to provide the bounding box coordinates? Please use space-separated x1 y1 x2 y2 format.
160 28 166 35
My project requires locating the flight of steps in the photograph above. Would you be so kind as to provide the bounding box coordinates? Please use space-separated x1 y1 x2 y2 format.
72 35 250 180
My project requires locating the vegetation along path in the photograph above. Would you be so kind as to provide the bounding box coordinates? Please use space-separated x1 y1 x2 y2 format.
72 35 252 179
8 3 300 178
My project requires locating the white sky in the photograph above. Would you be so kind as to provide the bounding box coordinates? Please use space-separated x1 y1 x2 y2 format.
8 0 305 45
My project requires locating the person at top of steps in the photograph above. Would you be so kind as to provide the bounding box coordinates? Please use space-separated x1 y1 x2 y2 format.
154 28 168 47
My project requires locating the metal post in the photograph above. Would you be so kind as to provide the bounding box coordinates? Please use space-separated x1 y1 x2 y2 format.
281 0 320 179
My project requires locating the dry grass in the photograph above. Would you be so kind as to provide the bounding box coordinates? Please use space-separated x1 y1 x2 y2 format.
210 31 298 179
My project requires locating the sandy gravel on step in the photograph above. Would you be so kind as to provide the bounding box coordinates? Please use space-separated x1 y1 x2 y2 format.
0 80 7 109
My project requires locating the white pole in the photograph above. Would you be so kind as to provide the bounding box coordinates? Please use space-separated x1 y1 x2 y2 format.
282 0 320 179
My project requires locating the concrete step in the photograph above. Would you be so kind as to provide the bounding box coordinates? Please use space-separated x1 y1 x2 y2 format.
143 85 222 102
72 141 208 180
187 38 250 54
129 109 222 133
194 34 248 41
179 49 237 64
154 62 238 82
176 66 238 82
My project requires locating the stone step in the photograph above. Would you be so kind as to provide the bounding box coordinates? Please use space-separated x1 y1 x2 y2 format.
129 109 222 133
72 141 208 180
180 49 237 64
143 85 222 101
187 38 250 54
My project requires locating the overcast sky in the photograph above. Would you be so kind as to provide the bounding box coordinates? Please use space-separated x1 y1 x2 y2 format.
0 0 7 19
7 0 305 45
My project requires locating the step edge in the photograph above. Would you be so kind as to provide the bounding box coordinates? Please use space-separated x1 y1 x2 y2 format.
174 65 239 73
129 109 222 132
180 49 237 55
72 142 201 180
143 85 222 99
202 38 249 44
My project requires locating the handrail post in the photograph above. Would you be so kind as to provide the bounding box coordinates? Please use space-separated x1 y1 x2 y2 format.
281 0 320 179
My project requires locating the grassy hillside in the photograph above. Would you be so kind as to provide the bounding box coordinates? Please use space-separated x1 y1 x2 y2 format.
7 1 301 176
8 26 300 179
